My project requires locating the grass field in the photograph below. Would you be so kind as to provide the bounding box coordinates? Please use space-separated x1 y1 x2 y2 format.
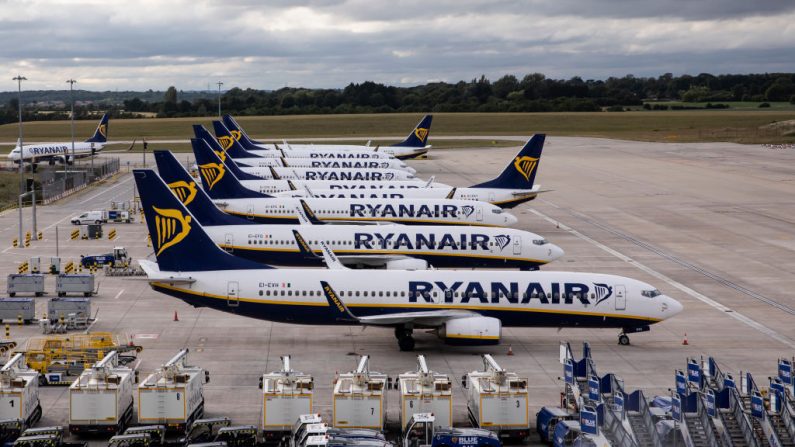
1 111 794 147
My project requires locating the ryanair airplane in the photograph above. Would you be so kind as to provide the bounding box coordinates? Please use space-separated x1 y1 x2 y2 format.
192 137 417 182
221 114 432 160
186 143 516 226
205 123 415 173
134 169 683 350
279 135 547 209
141 166 562 270
6 114 109 166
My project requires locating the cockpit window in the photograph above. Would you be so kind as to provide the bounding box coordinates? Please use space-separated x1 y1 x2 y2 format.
533 239 548 245
642 289 661 298
491 209 502 214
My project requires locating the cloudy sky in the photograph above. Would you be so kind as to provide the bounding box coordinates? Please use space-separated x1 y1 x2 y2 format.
2 0 795 91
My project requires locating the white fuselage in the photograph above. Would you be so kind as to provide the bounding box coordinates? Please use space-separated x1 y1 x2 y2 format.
203 224 564 269
239 166 418 181
230 156 414 173
211 197 517 227
7 142 103 163
244 148 398 160
249 144 429 159
237 179 450 195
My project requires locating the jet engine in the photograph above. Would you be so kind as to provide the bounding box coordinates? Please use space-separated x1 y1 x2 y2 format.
439 316 501 345
385 258 429 270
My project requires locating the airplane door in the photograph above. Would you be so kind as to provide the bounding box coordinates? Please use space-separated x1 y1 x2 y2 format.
615 285 626 310
488 192 495 203
476 207 483 222
247 205 255 220
513 236 521 255
227 281 239 307
224 233 234 253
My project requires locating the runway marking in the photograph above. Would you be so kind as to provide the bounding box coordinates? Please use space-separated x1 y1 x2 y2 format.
114 289 125 300
528 207 795 348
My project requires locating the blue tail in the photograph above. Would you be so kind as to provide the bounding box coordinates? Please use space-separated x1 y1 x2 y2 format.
84 113 109 143
189 134 262 180
133 169 265 271
391 115 432 147
191 138 272 200
211 121 264 158
470 134 545 189
222 115 265 148
153 150 255 226
192 124 258 161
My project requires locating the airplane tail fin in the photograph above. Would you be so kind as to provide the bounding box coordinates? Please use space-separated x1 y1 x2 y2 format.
222 114 265 147
211 121 263 158
391 114 432 147
470 134 545 189
133 169 264 271
84 113 109 143
190 131 263 181
153 150 255 226
191 138 271 200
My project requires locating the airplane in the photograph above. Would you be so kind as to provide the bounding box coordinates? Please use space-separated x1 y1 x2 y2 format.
192 137 418 182
221 114 432 160
140 162 563 270
276 135 547 209
133 169 683 350
6 113 109 166
206 123 415 173
189 142 517 226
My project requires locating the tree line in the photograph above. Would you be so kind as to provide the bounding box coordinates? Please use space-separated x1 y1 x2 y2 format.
2 72 794 123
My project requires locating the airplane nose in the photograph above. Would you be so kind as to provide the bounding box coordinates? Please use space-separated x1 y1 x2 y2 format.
548 244 565 261
504 213 518 226
664 296 684 317
405 166 417 174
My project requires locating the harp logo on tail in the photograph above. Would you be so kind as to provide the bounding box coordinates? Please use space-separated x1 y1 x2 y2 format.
593 283 613 306
513 156 538 182
167 180 198 206
198 162 225 190
213 149 227 162
230 130 242 141
152 206 192 256
414 127 429 142
97 124 107 138
494 234 511 251
217 135 235 150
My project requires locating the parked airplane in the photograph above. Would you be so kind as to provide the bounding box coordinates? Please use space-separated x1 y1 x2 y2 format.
7 114 109 165
206 123 415 172
278 135 547 209
221 114 432 160
192 137 417 182
189 142 517 226
140 165 562 270
134 169 682 350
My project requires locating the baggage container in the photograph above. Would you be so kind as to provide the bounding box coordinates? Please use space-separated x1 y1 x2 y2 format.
6 274 45 297
55 274 95 297
332 356 388 430
397 355 452 431
48 297 91 321
0 353 42 434
138 349 208 433
260 356 313 444
69 351 135 435
0 298 35 323
464 354 529 441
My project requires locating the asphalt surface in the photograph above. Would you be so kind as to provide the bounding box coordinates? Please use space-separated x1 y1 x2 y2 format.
0 137 793 445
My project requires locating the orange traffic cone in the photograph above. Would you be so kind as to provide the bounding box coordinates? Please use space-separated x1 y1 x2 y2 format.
507 345 514 356
173 311 179 322
682 333 688 345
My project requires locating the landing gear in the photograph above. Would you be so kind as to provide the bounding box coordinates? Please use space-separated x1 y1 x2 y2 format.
618 334 630 346
395 326 415 351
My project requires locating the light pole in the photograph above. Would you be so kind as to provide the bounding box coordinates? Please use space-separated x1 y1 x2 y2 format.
13 75 26 248
217 81 223 117
67 79 76 188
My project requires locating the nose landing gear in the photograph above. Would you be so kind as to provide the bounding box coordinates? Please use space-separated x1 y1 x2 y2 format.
395 326 415 351
618 334 630 346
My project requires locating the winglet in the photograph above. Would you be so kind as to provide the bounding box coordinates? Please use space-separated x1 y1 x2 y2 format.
317 241 348 270
302 184 315 198
320 281 359 321
291 229 320 258
269 166 282 180
424 176 435 188
296 200 325 225
287 180 298 191
445 187 457 199
281 157 289 167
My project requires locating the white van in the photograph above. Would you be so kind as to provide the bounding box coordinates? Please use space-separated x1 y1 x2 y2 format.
71 211 107 225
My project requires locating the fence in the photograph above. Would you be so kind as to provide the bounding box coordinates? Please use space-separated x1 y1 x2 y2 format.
40 157 121 205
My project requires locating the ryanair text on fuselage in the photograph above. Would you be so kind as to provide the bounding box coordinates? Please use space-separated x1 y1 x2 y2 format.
408 281 613 305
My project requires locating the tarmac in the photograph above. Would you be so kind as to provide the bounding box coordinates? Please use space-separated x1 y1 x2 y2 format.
0 136 793 445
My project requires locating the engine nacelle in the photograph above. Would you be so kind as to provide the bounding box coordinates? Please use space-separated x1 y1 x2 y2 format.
439 316 502 345
385 258 429 270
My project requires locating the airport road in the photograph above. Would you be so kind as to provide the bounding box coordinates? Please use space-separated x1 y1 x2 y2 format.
0 138 793 445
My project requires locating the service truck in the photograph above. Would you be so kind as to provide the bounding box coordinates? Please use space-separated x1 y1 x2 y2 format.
463 355 529 441
137 349 209 433
401 413 500 447
71 210 132 225
397 355 452 432
332 356 389 431
260 355 313 445
69 351 135 435
0 353 42 438
80 247 130 268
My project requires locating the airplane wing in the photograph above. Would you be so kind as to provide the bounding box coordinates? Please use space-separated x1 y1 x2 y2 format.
101 138 137 153
320 280 478 326
138 260 196 284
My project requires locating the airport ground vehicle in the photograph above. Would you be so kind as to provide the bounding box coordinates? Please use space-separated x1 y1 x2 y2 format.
6 274 45 297
69 351 135 435
401 413 500 447
55 276 95 297
259 356 313 444
464 355 530 441
80 247 129 268
397 356 452 431
0 354 42 440
0 298 35 323
333 356 388 431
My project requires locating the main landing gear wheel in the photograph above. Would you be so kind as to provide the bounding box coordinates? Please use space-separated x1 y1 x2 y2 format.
618 334 630 346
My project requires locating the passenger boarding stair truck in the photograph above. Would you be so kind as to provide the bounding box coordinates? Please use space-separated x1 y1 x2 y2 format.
137 349 209 433
0 353 42 439
740 371 793 447
702 357 759 447
771 358 795 444
397 355 452 432
68 351 134 435
463 354 529 441
333 356 389 431
259 355 314 445
671 366 722 447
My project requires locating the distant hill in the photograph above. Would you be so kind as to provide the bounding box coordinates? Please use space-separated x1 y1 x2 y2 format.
0 89 219 106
